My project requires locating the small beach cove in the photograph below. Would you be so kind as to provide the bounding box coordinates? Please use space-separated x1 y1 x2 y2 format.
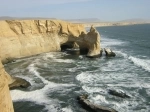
5 24 150 112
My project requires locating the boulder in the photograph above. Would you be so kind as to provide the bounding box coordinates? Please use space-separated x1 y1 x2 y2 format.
108 89 130 98
104 48 116 57
9 77 31 90
77 94 118 112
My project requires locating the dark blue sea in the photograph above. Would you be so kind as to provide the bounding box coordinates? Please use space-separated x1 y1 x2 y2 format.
5 24 150 112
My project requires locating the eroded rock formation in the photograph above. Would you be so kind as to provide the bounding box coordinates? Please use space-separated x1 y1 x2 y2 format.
0 19 101 112
85 26 101 57
0 20 101 63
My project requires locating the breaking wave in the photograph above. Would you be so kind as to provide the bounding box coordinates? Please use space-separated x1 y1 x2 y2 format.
129 56 150 72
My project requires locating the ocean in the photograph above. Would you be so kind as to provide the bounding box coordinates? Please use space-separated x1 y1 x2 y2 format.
5 24 150 112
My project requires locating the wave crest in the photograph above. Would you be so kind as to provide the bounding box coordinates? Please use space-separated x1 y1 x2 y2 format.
129 56 150 72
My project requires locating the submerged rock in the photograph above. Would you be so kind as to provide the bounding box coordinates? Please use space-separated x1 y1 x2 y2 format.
77 94 118 112
104 48 116 57
108 89 130 98
9 77 31 90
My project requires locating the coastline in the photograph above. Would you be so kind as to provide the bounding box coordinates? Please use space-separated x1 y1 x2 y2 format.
76 22 150 27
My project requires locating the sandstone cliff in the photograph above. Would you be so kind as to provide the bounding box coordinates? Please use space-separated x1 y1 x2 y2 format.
0 19 101 112
0 58 14 112
0 20 101 62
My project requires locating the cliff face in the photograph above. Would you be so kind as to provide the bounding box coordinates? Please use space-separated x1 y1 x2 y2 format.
0 19 101 112
0 20 87 63
0 58 14 112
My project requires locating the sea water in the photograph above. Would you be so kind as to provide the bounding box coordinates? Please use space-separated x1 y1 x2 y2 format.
5 24 150 112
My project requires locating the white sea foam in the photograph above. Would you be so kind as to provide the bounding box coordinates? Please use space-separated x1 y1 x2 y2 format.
11 88 61 112
41 52 74 63
89 94 108 104
115 50 128 58
28 63 49 84
11 78 75 112
62 107 73 112
53 59 74 63
11 62 76 112
101 37 126 47
76 72 133 85
43 52 60 59
82 86 105 94
108 49 150 73
76 72 95 84
129 56 150 72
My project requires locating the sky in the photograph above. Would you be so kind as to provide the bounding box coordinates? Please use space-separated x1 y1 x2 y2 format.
0 0 150 21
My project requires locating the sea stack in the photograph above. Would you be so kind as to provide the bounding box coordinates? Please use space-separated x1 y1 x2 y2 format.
85 26 101 58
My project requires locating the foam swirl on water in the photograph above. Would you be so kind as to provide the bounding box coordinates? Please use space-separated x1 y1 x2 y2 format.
11 61 75 112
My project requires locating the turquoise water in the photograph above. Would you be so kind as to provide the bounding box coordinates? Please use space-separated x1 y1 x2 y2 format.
5 24 150 112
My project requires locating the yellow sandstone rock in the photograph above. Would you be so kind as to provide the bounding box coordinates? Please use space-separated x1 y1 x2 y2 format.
0 58 14 112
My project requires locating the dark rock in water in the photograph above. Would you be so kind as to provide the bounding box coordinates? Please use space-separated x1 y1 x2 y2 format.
9 77 31 90
77 94 118 112
100 48 103 57
80 48 89 55
104 48 116 57
108 89 130 98
66 48 80 55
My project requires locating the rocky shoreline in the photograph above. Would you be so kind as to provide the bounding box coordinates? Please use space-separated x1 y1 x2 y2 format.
0 19 102 112
0 19 120 112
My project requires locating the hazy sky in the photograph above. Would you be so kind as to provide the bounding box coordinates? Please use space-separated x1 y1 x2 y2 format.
0 0 150 21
